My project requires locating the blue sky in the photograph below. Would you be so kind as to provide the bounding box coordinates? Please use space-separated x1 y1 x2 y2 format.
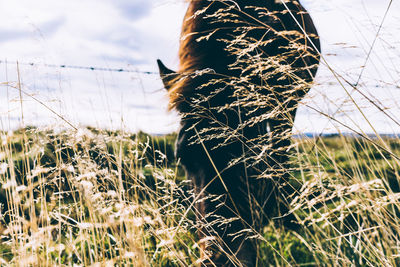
0 0 399 134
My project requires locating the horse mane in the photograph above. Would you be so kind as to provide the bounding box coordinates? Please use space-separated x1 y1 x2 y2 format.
166 1 206 110
167 0 320 111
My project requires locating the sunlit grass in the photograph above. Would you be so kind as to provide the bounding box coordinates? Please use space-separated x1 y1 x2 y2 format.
0 127 198 266
288 135 400 266
0 127 400 266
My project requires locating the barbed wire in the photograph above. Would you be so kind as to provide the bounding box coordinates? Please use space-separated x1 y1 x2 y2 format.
0 60 158 75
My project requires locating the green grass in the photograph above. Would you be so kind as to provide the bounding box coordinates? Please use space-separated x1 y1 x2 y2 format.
1 127 400 266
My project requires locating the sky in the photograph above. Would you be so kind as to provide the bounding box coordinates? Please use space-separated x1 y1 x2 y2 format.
0 0 399 134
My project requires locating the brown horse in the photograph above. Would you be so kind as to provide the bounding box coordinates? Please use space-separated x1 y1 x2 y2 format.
158 0 320 265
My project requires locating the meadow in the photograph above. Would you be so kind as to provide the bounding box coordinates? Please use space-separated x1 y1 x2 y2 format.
0 126 399 266
0 0 398 265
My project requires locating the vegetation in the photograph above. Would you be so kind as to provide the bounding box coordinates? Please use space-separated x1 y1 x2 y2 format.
0 126 400 266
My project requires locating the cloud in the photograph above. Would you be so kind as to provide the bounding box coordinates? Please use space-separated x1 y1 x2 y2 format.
114 0 152 20
35 17 66 38
0 30 28 42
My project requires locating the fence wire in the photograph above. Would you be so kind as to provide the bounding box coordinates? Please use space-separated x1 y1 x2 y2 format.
0 59 158 75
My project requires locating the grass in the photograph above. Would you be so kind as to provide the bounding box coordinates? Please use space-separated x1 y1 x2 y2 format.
0 127 194 266
1 126 400 266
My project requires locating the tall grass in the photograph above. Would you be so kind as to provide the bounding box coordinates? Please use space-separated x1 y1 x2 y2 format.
288 135 400 266
1 127 400 266
0 1 399 267
0 127 199 266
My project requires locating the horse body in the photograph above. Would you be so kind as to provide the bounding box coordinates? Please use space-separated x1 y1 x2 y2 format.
158 0 320 265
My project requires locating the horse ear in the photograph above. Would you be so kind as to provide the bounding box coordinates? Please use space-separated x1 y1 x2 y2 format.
157 59 178 91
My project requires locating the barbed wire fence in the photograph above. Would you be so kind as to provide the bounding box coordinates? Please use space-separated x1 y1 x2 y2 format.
0 59 159 75
0 59 165 132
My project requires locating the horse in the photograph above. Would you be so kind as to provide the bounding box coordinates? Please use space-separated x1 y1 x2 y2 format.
158 0 320 265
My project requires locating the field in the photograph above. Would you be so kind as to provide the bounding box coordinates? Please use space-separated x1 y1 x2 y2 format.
0 126 399 266
0 0 398 265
